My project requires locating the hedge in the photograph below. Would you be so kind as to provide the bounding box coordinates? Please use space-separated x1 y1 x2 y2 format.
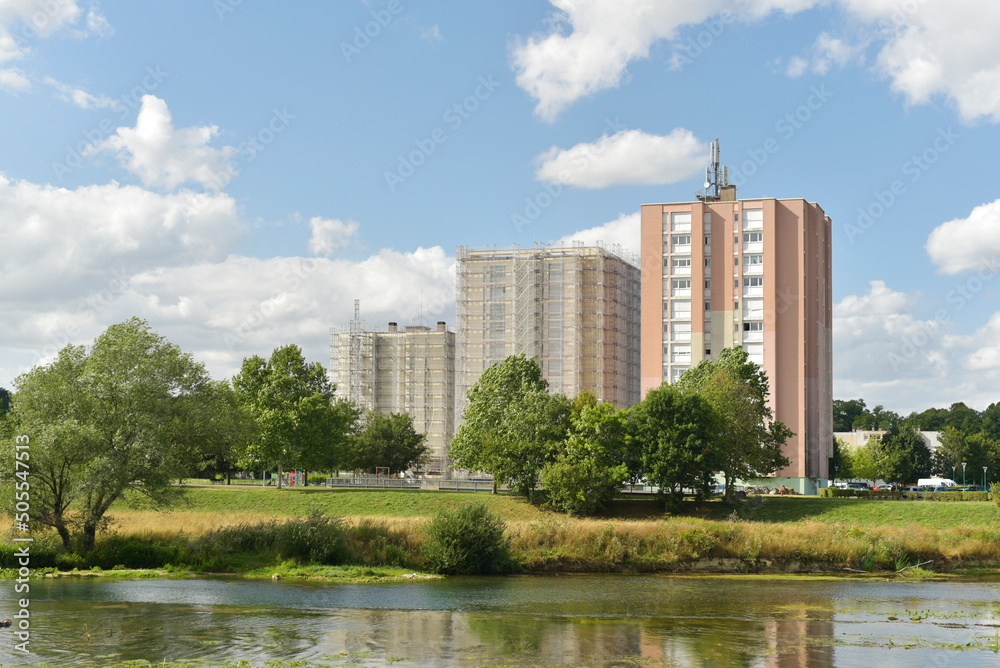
817 488 992 501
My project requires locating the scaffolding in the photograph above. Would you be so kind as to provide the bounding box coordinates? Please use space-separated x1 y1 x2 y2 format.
454 243 641 423
330 305 456 477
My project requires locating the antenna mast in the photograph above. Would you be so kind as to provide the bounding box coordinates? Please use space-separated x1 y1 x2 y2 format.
697 138 731 202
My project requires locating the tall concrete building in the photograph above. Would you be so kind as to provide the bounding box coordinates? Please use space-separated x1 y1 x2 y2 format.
330 308 455 477
640 171 833 492
455 243 641 421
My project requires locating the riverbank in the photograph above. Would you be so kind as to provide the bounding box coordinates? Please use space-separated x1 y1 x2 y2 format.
3 487 998 577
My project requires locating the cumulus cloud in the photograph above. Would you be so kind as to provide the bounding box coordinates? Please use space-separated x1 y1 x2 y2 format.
308 217 359 256
553 212 640 257
88 95 237 191
785 56 809 78
512 0 1000 123
535 128 706 188
0 174 244 302
926 200 1000 275
832 280 1000 412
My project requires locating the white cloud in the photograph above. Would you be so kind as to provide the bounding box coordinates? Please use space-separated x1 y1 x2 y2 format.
926 200 1000 275
88 95 237 191
832 280 1000 412
513 0 1000 123
553 212 640 257
785 56 808 78
0 67 29 91
85 8 114 38
308 217 359 256
44 76 120 109
0 174 243 301
534 128 706 188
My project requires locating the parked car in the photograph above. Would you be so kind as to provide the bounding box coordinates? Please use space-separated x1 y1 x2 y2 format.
902 485 922 499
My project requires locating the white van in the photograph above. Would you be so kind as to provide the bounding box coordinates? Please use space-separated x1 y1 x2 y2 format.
918 477 957 488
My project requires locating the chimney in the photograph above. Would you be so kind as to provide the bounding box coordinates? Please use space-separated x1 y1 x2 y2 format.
437 321 446 332
388 322 397 333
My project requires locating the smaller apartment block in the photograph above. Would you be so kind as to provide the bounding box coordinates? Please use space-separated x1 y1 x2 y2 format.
330 320 455 476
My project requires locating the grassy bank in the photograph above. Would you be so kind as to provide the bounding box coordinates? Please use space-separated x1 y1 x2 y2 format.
3 486 999 576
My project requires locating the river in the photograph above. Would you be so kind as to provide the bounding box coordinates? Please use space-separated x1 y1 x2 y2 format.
1 574 998 666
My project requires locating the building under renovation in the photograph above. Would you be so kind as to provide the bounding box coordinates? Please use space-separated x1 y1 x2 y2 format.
455 243 641 422
330 305 456 477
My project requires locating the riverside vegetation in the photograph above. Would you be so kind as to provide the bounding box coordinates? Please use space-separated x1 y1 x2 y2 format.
2 486 998 578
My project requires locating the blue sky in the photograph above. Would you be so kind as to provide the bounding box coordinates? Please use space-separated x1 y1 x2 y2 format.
3 0 1000 414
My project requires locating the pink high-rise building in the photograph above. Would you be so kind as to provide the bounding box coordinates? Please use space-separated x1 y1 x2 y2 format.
640 183 833 492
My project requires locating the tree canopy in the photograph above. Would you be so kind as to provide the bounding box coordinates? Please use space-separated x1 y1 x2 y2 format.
346 412 428 475
232 344 357 487
0 318 222 551
676 347 792 502
450 354 571 498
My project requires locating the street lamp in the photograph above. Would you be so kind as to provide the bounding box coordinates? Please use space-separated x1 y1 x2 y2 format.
962 462 967 489
984 466 988 490
952 465 956 485
835 466 839 484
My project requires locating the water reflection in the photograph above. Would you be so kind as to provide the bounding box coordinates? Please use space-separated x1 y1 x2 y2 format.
1 575 997 667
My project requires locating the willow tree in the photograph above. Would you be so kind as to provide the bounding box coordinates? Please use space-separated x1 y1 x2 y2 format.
0 318 217 551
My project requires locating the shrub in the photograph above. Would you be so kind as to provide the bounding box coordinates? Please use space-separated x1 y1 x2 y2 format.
817 488 831 498
421 502 514 575
992 483 1000 508
196 509 349 568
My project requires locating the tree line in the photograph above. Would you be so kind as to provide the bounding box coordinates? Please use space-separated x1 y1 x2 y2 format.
832 398 1000 485
0 318 428 552
450 347 793 512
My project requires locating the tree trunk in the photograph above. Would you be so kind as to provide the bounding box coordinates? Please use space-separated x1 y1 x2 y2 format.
226 471 231 485
277 459 283 489
492 480 497 494
55 523 72 551
303 470 308 487
79 522 98 553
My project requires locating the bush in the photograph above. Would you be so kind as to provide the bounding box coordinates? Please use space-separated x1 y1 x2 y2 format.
540 458 628 515
196 509 349 568
992 483 1000 508
421 502 514 575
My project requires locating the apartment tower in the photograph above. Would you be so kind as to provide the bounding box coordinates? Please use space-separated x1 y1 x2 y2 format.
455 243 641 422
640 150 832 492
330 306 456 477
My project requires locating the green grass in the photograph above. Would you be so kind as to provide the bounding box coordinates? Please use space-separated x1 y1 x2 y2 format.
697 496 999 529
120 485 552 520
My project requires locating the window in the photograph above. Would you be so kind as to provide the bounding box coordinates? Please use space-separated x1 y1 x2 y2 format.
734 212 739 222
549 284 563 299
743 277 763 287
549 359 563 374
549 302 563 314
672 234 692 246
744 254 763 266
490 286 506 300
705 349 712 356
671 211 692 231
672 257 692 275
704 235 711 246
489 342 505 357
743 209 764 229
743 232 763 243
743 322 764 331
490 329 504 339
733 256 738 266
548 342 563 356
672 279 691 296
490 302 506 315
663 300 669 312
704 301 711 311
733 279 738 288
704 279 711 289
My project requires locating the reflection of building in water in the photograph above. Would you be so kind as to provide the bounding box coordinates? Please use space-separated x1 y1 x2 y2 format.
764 613 835 668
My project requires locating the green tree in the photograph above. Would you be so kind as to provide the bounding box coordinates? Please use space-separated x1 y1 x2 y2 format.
832 399 867 432
830 436 851 480
173 380 256 483
346 412 428 475
980 402 1000 441
676 347 792 503
849 438 880 481
0 387 10 414
932 426 995 483
631 384 720 508
540 399 632 515
0 318 214 552
233 345 354 488
873 426 931 484
450 354 571 498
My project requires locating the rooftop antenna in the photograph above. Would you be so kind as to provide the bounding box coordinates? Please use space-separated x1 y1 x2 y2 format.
697 138 730 202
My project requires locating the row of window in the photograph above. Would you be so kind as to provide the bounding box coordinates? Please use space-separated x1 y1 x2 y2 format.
663 210 764 232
